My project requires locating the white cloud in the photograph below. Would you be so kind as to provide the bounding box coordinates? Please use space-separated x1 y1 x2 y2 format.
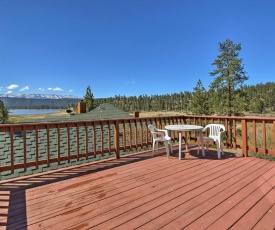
53 87 63 91
69 89 73 92
48 87 64 92
6 84 19 90
0 87 4 91
6 90 12 94
38 88 45 91
20 86 29 92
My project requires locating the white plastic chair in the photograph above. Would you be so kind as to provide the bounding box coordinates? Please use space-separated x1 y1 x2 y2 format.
202 124 225 159
148 125 173 157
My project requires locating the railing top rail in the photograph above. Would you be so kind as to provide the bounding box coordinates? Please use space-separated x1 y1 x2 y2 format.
179 115 275 121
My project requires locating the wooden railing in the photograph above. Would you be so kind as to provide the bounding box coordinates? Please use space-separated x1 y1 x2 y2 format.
0 115 274 179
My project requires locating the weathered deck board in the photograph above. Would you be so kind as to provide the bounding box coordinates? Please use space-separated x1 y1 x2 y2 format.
0 147 274 230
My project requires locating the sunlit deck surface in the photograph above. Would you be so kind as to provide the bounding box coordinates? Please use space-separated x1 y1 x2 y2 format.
0 146 275 230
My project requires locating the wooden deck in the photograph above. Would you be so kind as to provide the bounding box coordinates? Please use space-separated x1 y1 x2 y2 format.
0 146 275 230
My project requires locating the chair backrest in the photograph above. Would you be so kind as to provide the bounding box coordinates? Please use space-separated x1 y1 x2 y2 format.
203 124 225 140
148 124 156 133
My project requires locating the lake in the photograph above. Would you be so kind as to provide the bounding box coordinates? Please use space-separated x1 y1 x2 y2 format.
9 109 60 115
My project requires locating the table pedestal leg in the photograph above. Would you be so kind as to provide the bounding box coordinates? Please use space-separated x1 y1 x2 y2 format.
199 131 205 157
185 133 188 150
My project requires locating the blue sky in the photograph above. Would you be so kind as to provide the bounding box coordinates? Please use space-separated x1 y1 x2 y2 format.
1 0 275 98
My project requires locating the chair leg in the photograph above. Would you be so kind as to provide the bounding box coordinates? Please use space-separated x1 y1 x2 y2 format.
217 149 221 159
197 138 201 155
156 141 159 153
217 141 221 159
169 141 173 154
221 144 224 155
152 140 156 156
164 141 169 158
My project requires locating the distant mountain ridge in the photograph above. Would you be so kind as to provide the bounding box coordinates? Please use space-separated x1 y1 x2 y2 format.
0 94 82 109
0 93 81 99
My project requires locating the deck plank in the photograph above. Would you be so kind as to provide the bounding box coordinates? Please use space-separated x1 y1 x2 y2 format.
183 161 275 230
130 159 272 230
253 203 275 230
0 148 274 230
232 188 275 229
24 158 224 228
220 174 275 230
56 158 242 229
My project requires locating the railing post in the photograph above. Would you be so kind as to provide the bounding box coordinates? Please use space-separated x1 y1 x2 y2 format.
241 119 248 157
114 120 120 159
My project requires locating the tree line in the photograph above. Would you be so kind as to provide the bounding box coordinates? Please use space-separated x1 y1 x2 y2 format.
91 81 275 115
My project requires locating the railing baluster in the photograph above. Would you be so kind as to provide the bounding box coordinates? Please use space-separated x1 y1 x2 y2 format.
241 119 248 157
10 126 14 174
224 118 228 148
93 122 96 157
123 121 126 150
67 124 71 163
85 122 88 159
35 126 39 169
23 125 27 172
134 120 138 148
57 124 61 165
129 120 132 149
46 124 50 167
114 120 120 159
253 120 257 153
233 119 236 149
76 123 80 160
140 119 143 147
262 120 266 155
108 121 111 154
101 122 104 154
145 119 149 146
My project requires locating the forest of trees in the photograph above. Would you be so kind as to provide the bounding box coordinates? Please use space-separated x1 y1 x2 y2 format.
1 80 274 118
94 81 275 115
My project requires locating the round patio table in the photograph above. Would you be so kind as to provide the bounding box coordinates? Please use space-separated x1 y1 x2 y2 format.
165 125 205 159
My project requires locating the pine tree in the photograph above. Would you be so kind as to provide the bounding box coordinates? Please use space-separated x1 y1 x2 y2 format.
0 99 9 124
191 80 209 115
84 85 94 112
209 39 248 116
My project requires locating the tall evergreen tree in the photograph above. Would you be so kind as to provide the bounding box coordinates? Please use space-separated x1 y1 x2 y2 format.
84 85 94 112
209 39 248 116
0 99 9 124
191 80 209 115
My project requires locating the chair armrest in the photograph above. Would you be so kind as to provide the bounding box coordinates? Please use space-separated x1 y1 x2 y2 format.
219 128 226 134
156 129 169 137
218 130 226 138
202 127 208 132
153 131 165 136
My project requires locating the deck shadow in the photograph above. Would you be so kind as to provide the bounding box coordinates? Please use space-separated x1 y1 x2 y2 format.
169 144 239 160
186 145 239 160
